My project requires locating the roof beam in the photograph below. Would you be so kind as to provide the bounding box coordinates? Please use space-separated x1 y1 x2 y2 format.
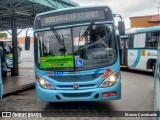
14 0 26 8
0 5 10 10
35 6 48 14
0 0 10 8
46 0 57 9
0 0 78 31
0 25 12 35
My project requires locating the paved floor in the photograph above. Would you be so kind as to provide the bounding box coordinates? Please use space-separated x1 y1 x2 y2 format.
0 70 154 120
3 60 35 95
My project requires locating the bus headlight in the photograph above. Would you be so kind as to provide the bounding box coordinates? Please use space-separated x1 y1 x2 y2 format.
99 72 120 87
36 76 53 89
6 59 10 63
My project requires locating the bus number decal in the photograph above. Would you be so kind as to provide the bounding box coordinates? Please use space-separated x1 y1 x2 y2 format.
48 72 63 76
54 72 63 76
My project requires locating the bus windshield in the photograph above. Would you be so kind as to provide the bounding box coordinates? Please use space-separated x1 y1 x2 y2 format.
5 41 12 53
36 23 116 71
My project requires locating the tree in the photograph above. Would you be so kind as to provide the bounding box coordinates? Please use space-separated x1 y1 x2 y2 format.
0 33 8 38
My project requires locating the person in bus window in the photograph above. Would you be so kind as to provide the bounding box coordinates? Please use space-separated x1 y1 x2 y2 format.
95 34 109 48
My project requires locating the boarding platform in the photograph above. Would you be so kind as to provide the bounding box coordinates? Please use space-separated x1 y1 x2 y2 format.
3 60 35 95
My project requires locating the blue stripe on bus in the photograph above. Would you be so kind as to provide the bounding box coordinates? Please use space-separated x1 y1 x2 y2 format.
130 50 141 68
128 48 157 50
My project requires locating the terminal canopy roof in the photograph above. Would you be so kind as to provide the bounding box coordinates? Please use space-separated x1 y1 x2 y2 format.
0 0 79 31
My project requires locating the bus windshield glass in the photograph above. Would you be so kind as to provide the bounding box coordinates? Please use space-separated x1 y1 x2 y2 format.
35 23 116 71
5 41 12 53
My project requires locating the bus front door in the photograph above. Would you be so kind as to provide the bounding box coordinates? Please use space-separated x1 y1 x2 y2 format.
120 36 128 67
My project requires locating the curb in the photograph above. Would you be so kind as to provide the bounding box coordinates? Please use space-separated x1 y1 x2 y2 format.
3 82 35 97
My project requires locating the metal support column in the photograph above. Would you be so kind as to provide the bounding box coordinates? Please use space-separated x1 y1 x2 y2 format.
11 11 19 76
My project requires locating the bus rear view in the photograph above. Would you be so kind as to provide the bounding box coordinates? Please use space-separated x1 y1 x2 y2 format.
33 6 123 102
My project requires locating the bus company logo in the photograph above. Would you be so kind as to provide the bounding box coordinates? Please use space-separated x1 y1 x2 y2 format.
129 52 134 56
73 83 79 90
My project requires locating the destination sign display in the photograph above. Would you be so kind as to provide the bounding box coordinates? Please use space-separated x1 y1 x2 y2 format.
41 10 105 27
36 7 112 28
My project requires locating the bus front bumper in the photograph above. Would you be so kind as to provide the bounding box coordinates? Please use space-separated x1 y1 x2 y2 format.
36 82 121 102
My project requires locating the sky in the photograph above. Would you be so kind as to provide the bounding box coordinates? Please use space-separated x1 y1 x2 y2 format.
72 0 158 28
5 0 159 38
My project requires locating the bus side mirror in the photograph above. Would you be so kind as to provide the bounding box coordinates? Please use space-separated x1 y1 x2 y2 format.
118 21 125 35
25 36 30 50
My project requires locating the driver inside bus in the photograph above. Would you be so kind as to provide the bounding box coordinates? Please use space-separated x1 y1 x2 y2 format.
88 25 110 49
95 34 109 48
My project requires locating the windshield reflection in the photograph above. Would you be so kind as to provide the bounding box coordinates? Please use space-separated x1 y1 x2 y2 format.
35 24 117 71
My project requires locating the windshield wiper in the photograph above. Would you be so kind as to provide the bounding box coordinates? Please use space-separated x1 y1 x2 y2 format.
79 22 94 42
76 22 94 54
51 27 66 55
51 27 64 45
59 33 66 55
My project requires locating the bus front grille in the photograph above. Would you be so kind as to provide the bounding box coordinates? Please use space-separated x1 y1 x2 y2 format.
57 84 96 89
49 73 102 82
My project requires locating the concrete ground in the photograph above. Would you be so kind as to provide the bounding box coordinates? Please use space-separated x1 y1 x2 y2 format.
0 69 155 120
3 60 35 95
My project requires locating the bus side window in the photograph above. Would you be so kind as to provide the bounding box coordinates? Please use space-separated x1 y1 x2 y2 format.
129 35 134 48
5 44 12 53
146 32 159 48
133 33 145 48
146 33 152 47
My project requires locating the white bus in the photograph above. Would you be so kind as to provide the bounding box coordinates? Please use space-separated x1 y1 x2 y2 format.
120 26 160 73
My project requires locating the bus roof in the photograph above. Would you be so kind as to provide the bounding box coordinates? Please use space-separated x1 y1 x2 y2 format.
136 26 160 33
126 26 160 34
35 5 112 17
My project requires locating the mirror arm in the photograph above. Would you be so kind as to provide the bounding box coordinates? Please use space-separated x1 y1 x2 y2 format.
114 14 122 21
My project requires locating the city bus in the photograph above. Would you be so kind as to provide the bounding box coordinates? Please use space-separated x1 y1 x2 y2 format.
26 6 125 102
120 26 160 73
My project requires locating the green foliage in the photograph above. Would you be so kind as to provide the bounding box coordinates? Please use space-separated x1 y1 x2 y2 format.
0 33 8 38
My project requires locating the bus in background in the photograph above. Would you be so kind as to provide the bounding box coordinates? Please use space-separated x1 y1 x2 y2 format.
154 35 160 120
26 6 125 102
0 39 22 77
120 26 160 73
